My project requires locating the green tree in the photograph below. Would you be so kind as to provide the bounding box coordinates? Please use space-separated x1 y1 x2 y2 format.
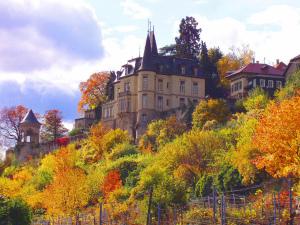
243 87 269 112
159 44 177 56
0 197 32 225
192 99 230 129
175 16 202 59
276 70 300 100
139 116 187 152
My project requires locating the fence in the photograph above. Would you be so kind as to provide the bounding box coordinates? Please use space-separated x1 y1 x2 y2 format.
32 180 300 225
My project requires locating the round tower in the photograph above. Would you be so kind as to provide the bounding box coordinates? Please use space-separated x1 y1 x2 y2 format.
19 109 41 145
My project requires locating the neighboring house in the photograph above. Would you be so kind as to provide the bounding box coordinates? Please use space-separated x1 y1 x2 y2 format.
74 108 101 130
226 62 285 99
101 30 206 139
284 54 300 79
274 59 287 72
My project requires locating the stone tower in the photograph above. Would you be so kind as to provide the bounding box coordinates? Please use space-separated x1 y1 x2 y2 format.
17 109 41 161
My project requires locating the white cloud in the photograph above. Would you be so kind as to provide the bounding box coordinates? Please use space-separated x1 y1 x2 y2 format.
0 0 104 72
193 0 208 4
120 0 152 20
191 4 300 64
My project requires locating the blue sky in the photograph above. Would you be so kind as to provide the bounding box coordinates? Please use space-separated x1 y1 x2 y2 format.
0 0 299 131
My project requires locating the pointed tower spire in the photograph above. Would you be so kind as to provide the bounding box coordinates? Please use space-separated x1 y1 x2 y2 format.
149 30 158 56
139 33 153 70
20 109 40 124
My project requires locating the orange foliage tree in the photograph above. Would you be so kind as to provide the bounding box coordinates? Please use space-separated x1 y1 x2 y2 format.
42 146 89 216
253 94 300 178
78 72 110 112
0 105 28 142
102 170 122 200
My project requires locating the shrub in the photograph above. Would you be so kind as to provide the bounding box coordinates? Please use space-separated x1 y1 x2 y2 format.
0 197 32 225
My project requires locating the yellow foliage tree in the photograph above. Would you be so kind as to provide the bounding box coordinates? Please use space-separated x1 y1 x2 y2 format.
253 94 300 178
192 99 230 129
42 146 89 216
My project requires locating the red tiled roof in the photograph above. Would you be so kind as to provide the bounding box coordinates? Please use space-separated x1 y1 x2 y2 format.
275 62 287 72
226 63 284 78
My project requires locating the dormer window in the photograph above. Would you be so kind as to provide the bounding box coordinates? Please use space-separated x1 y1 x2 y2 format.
124 82 130 92
159 65 164 73
194 67 198 76
181 66 186 75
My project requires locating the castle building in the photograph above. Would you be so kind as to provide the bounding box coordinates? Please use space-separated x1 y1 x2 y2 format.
17 109 41 161
101 30 206 139
226 62 285 99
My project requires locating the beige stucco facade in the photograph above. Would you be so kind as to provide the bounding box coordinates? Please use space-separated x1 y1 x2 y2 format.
101 71 205 139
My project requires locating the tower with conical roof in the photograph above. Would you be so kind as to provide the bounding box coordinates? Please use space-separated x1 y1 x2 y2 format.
19 109 41 145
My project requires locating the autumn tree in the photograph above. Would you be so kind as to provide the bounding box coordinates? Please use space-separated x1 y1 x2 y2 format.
81 122 131 163
40 109 67 142
175 16 202 59
78 72 110 112
102 170 122 200
0 105 28 143
42 146 89 216
217 45 254 89
253 94 300 178
192 99 230 129
139 116 187 152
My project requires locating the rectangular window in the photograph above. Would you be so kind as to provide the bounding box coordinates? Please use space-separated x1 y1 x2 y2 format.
141 114 147 123
268 80 274 88
260 79 265 87
180 80 185 93
124 82 130 92
181 66 186 75
142 94 148 108
166 99 169 106
192 82 199 95
143 76 148 90
179 98 185 107
253 79 256 87
109 107 113 117
120 99 126 112
157 96 163 110
193 99 198 105
127 100 131 112
194 68 198 76
158 79 163 91
276 81 282 89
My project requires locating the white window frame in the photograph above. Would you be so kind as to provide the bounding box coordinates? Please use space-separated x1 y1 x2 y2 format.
192 82 199 95
180 80 185 93
260 79 265 88
276 81 282 89
158 79 163 91
268 80 274 88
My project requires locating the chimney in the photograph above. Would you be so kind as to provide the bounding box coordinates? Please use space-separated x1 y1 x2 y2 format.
276 59 280 65
252 58 255 63
256 61 259 64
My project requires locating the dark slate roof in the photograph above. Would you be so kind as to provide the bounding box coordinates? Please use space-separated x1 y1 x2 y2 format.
20 109 40 124
115 31 205 80
291 54 300 61
226 63 284 78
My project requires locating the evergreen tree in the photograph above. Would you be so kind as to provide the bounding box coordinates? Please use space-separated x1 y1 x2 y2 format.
199 41 210 71
175 16 202 59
